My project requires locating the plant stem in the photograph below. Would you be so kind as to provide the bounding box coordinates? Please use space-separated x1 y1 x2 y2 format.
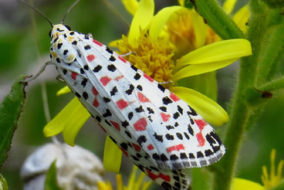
259 77 284 91
211 0 284 189
212 57 253 190
191 1 256 189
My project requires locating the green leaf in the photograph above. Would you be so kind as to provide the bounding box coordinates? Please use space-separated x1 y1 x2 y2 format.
193 0 244 39
0 174 8 190
44 161 62 190
0 76 27 168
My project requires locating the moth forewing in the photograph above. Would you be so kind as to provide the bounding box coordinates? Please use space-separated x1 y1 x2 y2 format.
49 24 225 190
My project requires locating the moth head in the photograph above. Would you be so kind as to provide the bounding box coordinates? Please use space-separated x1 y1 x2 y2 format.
49 24 77 64
49 24 71 39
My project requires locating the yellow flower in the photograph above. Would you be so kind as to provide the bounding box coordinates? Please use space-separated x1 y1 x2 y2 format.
110 0 251 126
44 0 252 173
232 178 264 190
232 149 283 190
98 166 152 190
261 149 284 189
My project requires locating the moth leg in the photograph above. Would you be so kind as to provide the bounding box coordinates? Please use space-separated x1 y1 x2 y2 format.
24 61 52 83
120 51 134 57
158 81 173 85
56 75 65 82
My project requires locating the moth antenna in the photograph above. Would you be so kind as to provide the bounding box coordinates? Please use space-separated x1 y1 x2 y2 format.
20 0 53 27
61 0 81 24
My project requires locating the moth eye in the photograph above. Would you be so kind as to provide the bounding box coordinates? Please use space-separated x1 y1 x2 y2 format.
48 30 52 37
65 25 71 31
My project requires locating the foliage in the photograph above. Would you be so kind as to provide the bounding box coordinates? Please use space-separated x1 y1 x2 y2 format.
0 76 26 168
44 161 62 190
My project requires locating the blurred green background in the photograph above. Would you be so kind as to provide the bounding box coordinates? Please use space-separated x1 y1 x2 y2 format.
0 0 283 189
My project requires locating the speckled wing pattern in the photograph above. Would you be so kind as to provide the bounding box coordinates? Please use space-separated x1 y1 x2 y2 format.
49 24 225 190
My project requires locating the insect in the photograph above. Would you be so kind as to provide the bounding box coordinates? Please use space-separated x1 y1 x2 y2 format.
24 1 225 189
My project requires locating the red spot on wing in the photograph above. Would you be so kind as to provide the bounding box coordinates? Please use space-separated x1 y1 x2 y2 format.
144 73 154 82
92 87 98 96
93 39 103 46
160 113 170 122
132 143 141 152
116 99 129 110
120 148 128 156
100 76 111 86
87 54 95 62
71 72 78 80
115 75 124 81
170 92 180 102
147 144 154 150
93 98 99 107
138 92 150 103
118 55 127 63
196 132 205 146
146 170 171 182
195 119 207 130
166 144 185 153
110 120 120 131
133 118 147 131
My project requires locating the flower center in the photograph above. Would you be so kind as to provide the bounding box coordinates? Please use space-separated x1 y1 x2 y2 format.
111 30 175 83
166 9 197 57
166 9 220 57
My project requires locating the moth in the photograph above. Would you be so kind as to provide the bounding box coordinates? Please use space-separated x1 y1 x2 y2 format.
25 1 225 189
49 23 225 190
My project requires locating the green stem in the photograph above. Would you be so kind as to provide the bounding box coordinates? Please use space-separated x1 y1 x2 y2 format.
211 0 284 190
212 57 254 190
259 77 284 91
255 23 284 86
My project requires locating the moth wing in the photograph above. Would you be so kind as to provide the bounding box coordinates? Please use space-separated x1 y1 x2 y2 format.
107 51 226 170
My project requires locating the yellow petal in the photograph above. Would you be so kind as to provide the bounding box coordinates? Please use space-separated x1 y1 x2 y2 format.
190 10 207 48
128 166 138 190
121 0 139 15
142 182 152 190
98 181 113 190
149 6 184 40
232 178 264 190
173 58 238 81
61 98 90 146
170 86 229 126
116 174 124 190
223 0 237 14
56 86 71 96
128 0 154 45
178 0 185 6
134 171 146 190
233 5 250 33
43 98 86 137
175 39 252 70
103 136 123 172
109 39 124 48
